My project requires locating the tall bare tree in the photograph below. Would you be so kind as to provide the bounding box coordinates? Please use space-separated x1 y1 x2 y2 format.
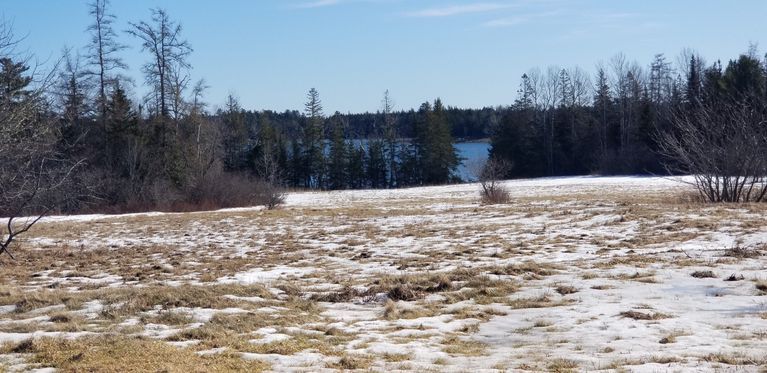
128 8 192 122
86 0 126 127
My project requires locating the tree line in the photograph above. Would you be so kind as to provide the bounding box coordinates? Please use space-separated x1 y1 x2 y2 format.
488 48 767 180
3 0 767 226
1 1 465 219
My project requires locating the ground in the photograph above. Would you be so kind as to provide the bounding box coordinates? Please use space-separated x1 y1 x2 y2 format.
0 176 765 372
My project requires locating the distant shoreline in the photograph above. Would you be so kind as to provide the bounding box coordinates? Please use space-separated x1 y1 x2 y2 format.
456 138 490 143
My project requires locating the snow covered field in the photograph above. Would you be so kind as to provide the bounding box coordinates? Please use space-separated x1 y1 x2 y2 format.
0 176 766 372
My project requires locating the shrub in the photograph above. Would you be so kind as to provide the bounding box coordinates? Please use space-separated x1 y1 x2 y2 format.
478 158 512 205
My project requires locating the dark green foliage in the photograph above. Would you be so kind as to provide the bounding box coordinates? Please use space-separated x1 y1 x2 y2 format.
221 95 248 171
346 143 366 189
327 113 348 190
0 58 32 105
301 88 326 188
366 139 387 188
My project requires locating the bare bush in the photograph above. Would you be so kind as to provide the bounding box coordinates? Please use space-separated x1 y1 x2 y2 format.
0 23 83 258
659 96 767 203
182 172 284 211
478 158 512 204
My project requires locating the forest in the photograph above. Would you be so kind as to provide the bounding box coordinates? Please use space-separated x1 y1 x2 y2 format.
2 1 767 220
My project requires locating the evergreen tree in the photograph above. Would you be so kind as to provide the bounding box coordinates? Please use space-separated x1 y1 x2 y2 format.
327 112 348 190
421 99 460 184
346 143 366 189
289 139 303 188
302 88 325 188
490 74 542 177
106 83 143 185
221 94 248 171
686 54 703 107
366 139 387 188
381 90 399 187
0 58 32 106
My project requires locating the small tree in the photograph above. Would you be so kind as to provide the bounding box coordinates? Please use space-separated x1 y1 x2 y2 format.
478 158 512 204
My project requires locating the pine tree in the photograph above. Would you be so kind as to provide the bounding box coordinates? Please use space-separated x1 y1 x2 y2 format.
302 88 325 188
0 58 32 106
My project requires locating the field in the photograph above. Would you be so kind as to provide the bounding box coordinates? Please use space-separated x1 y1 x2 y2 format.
0 176 766 372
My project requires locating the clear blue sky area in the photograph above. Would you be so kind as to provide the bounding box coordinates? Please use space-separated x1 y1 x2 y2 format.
2 0 765 113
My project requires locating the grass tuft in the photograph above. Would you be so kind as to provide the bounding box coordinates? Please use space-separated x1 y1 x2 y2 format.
690 270 716 278
619 310 671 320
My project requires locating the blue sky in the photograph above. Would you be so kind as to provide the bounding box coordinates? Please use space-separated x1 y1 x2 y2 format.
2 0 766 113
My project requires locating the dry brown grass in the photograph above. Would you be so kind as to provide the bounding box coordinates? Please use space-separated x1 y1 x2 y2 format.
98 283 274 319
310 285 364 303
140 310 194 326
723 245 762 259
444 276 519 304
381 300 440 321
490 261 560 278
619 310 672 320
326 354 373 370
703 352 766 365
691 270 717 278
547 358 579 372
371 272 458 301
613 271 659 284
4 335 269 372
449 306 507 321
4 178 767 371
441 335 488 356
755 281 767 295
507 294 574 309
555 285 579 295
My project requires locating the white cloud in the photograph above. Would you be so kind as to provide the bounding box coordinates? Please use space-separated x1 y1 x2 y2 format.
294 0 343 9
482 10 562 28
482 16 529 27
293 0 400 9
405 3 518 18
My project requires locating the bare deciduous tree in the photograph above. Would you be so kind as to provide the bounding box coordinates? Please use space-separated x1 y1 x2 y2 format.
659 96 767 202
0 23 83 258
86 0 127 125
128 8 192 121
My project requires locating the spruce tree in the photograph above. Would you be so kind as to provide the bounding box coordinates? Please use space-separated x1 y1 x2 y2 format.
422 99 459 184
302 88 325 188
